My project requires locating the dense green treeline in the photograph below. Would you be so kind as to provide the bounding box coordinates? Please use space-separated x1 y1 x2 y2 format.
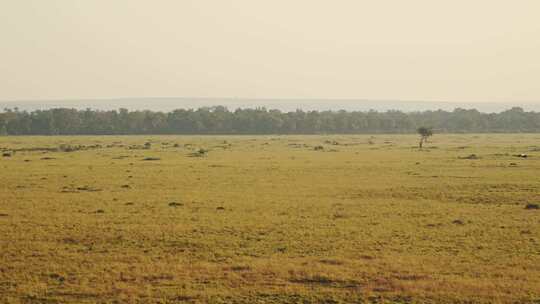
1 106 539 135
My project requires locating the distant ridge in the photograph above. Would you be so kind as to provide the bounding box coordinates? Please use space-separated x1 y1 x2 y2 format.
1 97 539 113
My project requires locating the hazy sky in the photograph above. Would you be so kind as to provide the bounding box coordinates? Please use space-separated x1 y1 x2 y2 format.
1 1 539 103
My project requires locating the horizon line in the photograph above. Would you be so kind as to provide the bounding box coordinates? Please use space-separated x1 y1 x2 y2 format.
2 96 540 105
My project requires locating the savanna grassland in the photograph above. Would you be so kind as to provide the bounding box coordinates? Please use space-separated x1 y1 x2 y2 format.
1 134 539 304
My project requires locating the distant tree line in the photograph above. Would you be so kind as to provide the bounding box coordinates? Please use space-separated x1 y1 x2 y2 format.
0 106 539 135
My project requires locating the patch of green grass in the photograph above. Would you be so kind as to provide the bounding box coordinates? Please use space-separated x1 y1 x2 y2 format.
1 134 539 303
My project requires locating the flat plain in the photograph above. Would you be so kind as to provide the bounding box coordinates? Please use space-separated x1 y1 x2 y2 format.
0 134 539 303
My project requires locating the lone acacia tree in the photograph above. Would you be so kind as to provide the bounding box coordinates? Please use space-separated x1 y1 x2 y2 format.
417 126 433 148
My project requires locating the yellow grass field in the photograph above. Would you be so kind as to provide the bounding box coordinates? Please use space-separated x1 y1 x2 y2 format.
1 134 539 303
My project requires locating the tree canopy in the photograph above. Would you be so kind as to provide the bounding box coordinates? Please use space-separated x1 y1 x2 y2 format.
417 126 434 148
0 106 539 135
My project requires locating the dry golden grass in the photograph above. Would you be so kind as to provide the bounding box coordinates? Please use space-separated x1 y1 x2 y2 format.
0 134 539 303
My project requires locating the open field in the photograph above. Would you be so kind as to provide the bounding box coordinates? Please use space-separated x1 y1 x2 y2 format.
1 134 539 303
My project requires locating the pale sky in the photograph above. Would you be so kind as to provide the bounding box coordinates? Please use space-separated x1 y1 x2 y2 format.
1 0 540 103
